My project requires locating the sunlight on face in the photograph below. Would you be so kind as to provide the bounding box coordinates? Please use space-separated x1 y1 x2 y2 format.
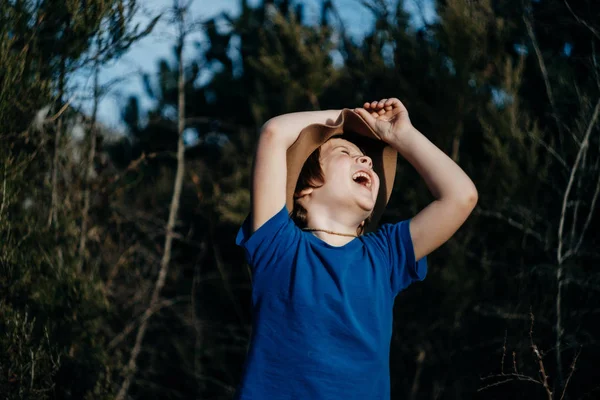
320 139 365 161
315 138 380 212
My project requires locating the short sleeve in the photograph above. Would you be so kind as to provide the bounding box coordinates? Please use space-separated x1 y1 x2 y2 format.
369 220 428 295
236 205 300 274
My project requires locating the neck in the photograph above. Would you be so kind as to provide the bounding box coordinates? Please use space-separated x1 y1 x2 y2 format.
302 227 358 247
302 228 357 238
300 203 367 246
305 205 364 233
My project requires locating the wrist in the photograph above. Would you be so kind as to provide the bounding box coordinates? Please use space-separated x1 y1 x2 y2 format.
384 125 420 153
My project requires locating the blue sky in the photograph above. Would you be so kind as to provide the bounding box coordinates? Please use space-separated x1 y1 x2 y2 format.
87 0 435 132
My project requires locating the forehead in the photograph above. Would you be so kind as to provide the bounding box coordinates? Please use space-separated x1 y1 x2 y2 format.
321 138 364 155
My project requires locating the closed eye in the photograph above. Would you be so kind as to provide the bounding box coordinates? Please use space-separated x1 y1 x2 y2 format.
338 146 363 157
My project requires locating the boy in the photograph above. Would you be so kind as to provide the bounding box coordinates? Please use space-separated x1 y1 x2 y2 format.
236 98 477 399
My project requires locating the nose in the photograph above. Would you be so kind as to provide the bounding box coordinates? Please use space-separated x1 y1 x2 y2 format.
357 155 372 168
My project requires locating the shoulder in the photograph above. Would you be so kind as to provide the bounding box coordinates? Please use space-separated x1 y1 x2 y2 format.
360 221 416 268
361 221 411 248
236 206 302 267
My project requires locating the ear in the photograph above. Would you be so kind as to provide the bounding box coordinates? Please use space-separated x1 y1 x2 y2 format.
294 187 314 199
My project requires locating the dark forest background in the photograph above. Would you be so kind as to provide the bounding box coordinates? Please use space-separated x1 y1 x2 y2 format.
1 0 600 399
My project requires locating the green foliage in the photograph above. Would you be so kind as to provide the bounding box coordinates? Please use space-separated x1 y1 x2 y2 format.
2 0 600 398
0 143 115 399
1 1 158 398
247 4 338 115
0 306 60 400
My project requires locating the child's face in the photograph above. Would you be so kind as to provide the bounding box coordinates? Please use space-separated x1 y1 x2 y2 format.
311 138 380 216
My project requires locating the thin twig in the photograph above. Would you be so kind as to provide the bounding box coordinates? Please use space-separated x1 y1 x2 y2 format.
527 131 569 170
192 241 208 395
44 96 74 123
78 62 100 273
104 245 141 295
479 373 543 392
473 304 548 323
108 297 187 350
573 151 600 255
0 163 7 221
560 347 582 400
569 147 586 247
474 208 544 243
30 349 34 390
524 14 568 144
530 311 553 400
558 98 600 263
563 0 600 40
47 115 62 229
563 277 600 292
409 349 426 400
593 41 600 92
501 330 507 375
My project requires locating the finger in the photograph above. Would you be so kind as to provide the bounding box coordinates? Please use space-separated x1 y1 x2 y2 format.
354 107 376 125
391 98 406 109
377 99 388 108
378 109 386 115
371 112 379 118
370 101 378 108
385 98 398 106
363 102 371 109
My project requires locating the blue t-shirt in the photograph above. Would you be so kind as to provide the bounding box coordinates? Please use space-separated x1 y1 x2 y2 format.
235 206 427 400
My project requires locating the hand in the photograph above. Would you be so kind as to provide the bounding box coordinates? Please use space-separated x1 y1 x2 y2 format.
354 98 413 144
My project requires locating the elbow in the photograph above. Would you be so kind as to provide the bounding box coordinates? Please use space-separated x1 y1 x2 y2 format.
446 183 477 211
260 120 277 137
260 120 288 145
461 184 478 211
259 120 296 150
257 122 280 148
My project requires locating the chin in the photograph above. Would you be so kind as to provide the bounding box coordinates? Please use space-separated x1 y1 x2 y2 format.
356 201 375 214
357 193 377 210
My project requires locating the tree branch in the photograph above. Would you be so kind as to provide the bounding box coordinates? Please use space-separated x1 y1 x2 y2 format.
108 297 187 350
573 148 600 255
474 208 545 243
524 14 569 144
479 373 543 391
527 130 569 170
529 311 553 400
563 0 600 40
560 347 582 400
409 348 426 400
116 3 190 398
78 62 100 273
0 163 7 222
558 97 600 263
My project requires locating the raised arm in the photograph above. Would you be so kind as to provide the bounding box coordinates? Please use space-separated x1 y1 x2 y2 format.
251 110 342 233
389 125 477 260
355 99 478 260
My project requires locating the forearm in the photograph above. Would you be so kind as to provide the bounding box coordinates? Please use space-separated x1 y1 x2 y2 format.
388 127 477 202
261 109 342 149
354 98 476 258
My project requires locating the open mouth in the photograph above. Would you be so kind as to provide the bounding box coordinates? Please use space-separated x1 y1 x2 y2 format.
352 170 372 189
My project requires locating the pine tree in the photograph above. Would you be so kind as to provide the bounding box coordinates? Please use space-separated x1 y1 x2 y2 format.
1 1 157 398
